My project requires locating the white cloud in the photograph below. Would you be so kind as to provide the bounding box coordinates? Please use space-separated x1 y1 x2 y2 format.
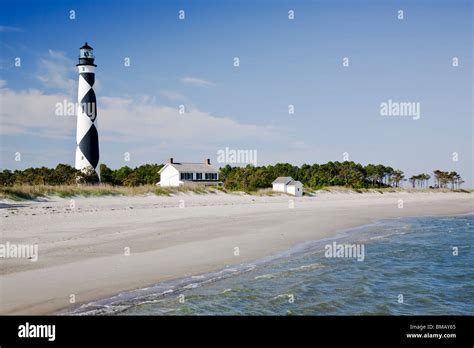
36 50 76 97
160 90 189 102
98 96 281 146
0 51 78 139
0 87 287 146
180 76 215 87
0 26 23 32
0 88 75 139
0 86 318 166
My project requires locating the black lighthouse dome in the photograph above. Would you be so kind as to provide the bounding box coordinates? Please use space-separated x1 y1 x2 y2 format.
77 42 97 67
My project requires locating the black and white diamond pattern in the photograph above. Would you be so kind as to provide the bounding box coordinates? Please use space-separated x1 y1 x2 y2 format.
76 69 99 171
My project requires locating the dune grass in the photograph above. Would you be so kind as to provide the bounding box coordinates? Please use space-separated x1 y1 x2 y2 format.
1 184 471 201
0 183 215 201
315 186 473 194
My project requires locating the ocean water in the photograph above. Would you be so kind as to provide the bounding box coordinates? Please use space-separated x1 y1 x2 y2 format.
70 214 474 315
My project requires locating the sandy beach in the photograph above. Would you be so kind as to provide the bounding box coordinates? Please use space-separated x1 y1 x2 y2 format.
0 191 472 315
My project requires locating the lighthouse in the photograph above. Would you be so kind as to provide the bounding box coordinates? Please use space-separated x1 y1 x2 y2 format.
75 42 100 175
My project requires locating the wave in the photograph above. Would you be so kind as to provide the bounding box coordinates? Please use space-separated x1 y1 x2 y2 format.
65 214 473 315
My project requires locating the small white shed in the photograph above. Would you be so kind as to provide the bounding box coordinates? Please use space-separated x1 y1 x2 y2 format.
272 177 303 197
286 180 303 197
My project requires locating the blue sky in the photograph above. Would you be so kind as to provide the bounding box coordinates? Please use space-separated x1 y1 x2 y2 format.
0 0 472 186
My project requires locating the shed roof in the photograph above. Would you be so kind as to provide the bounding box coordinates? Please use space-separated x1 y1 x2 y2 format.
272 176 294 184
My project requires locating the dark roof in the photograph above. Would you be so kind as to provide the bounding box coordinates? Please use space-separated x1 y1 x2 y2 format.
80 42 93 50
159 162 218 174
272 176 293 184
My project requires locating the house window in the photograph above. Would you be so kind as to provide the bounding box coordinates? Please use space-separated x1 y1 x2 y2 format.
196 173 202 180
205 173 218 180
181 172 193 180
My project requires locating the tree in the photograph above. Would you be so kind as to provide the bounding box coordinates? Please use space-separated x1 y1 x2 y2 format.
447 171 462 190
99 164 114 184
76 166 100 184
52 164 80 185
112 166 133 185
391 170 405 187
409 175 417 188
422 173 430 188
0 169 13 186
132 164 162 185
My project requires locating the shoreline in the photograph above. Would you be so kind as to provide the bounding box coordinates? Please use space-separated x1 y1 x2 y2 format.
1 191 472 315
64 211 474 315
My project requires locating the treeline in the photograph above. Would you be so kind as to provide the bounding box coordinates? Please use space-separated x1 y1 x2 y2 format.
432 170 464 190
408 171 464 190
220 162 464 191
0 164 162 187
1 164 82 186
99 164 162 186
220 162 405 191
0 162 465 192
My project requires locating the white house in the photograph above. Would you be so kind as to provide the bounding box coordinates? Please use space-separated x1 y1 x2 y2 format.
272 176 303 197
157 158 221 187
